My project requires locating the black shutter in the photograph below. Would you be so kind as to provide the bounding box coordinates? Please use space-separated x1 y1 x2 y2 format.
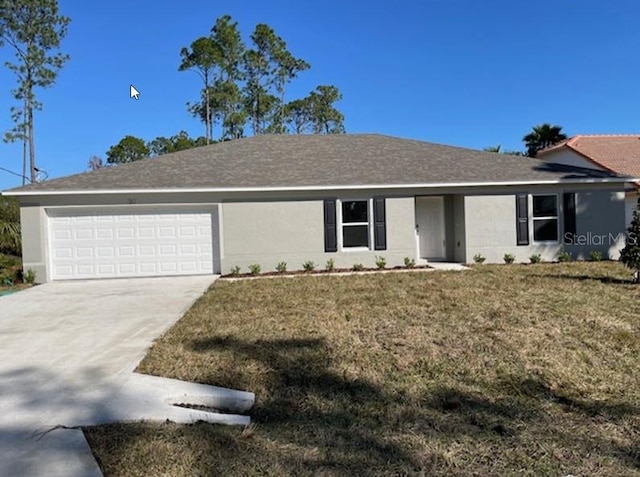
323 199 337 253
516 194 529 246
373 198 387 251
563 192 576 243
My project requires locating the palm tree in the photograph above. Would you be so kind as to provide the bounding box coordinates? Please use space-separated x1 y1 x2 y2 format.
523 123 567 157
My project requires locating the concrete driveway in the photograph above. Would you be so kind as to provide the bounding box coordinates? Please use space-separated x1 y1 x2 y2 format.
0 276 225 477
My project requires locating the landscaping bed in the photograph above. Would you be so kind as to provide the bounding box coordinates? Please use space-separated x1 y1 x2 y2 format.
0 253 34 294
220 264 432 279
86 262 640 476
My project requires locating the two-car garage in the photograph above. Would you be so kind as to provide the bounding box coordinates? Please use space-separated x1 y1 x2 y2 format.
47 207 217 280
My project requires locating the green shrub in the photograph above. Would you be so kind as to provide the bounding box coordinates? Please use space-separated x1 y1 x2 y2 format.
558 250 572 263
375 256 386 269
404 257 416 268
0 197 21 256
503 253 515 264
0 253 20 269
276 261 287 273
619 209 640 282
0 254 21 284
473 253 486 264
230 266 241 276
248 264 261 275
302 261 315 272
23 268 36 284
325 258 335 272
352 263 364 271
529 254 542 264
589 250 603 262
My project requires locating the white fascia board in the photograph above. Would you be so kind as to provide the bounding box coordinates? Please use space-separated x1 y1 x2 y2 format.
3 177 638 196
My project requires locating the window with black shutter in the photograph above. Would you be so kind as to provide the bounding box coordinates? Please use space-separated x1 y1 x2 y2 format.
323 199 337 252
516 193 529 246
373 198 386 251
563 193 576 243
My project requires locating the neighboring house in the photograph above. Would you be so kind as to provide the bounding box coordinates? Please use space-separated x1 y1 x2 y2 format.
537 134 640 228
2 134 636 282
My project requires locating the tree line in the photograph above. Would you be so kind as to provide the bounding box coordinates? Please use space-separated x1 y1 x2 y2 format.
181 15 344 141
93 15 346 167
88 131 209 169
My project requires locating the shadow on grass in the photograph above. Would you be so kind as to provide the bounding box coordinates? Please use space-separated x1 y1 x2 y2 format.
421 377 640 470
182 336 640 475
190 336 424 474
493 375 640 420
86 335 640 475
528 273 635 285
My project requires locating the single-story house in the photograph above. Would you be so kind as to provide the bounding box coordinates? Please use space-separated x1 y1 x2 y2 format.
537 134 640 227
3 134 636 282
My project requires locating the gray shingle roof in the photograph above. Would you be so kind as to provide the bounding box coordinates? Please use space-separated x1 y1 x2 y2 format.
4 134 631 194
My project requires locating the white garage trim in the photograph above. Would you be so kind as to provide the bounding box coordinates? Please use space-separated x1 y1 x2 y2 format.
46 205 219 280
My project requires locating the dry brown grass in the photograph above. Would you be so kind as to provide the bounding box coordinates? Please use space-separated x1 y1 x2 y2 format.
85 262 640 476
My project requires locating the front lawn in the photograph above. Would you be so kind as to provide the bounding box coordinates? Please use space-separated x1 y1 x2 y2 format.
85 262 640 476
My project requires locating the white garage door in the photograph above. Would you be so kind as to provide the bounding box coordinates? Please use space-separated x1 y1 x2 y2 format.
48 208 215 280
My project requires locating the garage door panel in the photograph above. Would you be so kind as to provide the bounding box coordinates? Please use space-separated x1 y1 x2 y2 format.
48 208 215 280
137 226 155 238
97 247 115 258
75 228 94 239
119 263 136 274
160 262 178 273
158 226 176 237
159 244 177 256
53 229 72 240
138 245 156 257
76 247 93 258
179 226 197 237
117 227 135 239
54 264 73 277
54 247 73 259
78 264 95 275
96 228 114 239
97 264 116 274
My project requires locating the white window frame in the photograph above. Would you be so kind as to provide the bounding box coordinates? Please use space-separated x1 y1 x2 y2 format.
531 193 560 244
338 198 372 251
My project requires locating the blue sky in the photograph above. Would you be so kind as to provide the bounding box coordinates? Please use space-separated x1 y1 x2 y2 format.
1 0 639 189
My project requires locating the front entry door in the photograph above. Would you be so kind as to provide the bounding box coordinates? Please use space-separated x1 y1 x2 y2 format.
416 196 446 260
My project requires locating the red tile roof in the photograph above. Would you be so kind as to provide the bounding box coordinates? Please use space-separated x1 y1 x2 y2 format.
538 134 640 177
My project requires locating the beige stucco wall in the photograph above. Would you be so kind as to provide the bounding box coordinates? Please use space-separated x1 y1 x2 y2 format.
464 188 627 263
569 190 626 260
443 195 466 262
462 194 557 263
221 197 416 273
13 183 630 280
19 205 49 283
452 195 466 262
539 149 605 170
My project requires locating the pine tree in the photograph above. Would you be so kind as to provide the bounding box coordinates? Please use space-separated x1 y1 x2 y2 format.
1 0 71 182
619 208 640 283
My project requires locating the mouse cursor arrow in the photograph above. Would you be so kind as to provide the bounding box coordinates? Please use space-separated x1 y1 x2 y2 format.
130 84 140 100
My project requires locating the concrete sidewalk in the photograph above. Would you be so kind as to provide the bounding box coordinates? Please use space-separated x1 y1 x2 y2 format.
0 276 254 477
